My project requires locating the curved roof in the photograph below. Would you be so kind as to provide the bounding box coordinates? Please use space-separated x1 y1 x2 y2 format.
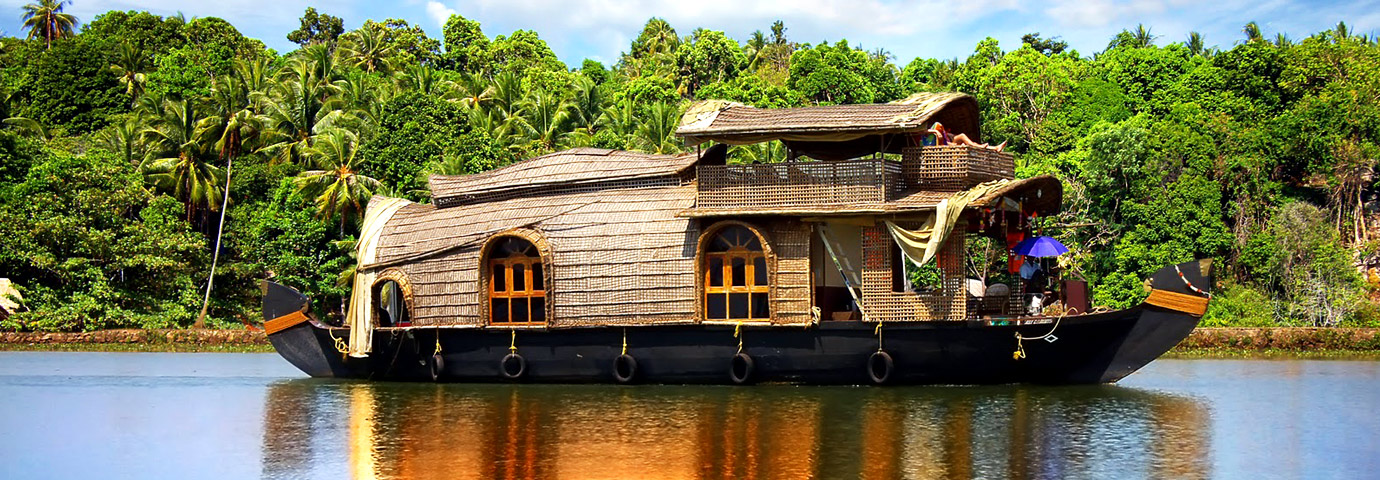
429 147 700 206
676 93 982 149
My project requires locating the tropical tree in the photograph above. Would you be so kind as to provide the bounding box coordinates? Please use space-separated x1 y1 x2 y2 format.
97 116 145 164
339 23 396 74
1243 22 1265 43
514 90 572 151
633 102 682 154
109 41 152 104
451 72 495 109
294 128 380 232
565 75 605 135
1186 32 1206 57
142 99 223 221
255 57 345 164
21 0 77 50
394 64 453 96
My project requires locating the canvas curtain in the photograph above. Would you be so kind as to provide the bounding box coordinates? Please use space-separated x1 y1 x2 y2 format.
346 197 411 358
884 180 1009 268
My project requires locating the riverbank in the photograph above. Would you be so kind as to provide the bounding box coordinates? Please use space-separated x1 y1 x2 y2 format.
2 327 1378 356
0 329 274 353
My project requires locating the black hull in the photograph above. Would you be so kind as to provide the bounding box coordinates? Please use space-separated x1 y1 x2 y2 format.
263 261 1210 386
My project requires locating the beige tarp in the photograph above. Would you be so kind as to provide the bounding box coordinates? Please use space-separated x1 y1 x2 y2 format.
346 197 412 358
884 180 1010 268
0 278 23 316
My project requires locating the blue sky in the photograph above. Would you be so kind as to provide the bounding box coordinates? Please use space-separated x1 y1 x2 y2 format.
3 0 1379 67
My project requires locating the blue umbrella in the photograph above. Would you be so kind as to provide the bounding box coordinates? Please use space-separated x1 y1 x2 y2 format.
1013 236 1069 257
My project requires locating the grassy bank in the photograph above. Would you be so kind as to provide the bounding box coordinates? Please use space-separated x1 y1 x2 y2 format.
2 327 1379 356
0 329 272 353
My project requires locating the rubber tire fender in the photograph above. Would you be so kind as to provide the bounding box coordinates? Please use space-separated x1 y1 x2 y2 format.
867 351 894 385
613 354 638 384
501 353 527 380
430 354 446 382
729 352 755 385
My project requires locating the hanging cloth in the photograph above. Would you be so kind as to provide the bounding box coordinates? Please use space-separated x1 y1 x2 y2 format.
346 196 412 358
884 180 1010 268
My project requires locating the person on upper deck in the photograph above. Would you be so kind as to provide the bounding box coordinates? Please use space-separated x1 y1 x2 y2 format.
926 122 1007 152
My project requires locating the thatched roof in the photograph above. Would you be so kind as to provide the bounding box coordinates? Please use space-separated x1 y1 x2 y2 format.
429 147 700 206
676 93 982 156
374 180 702 327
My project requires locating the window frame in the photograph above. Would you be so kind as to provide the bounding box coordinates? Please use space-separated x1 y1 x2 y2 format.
481 231 551 326
698 221 775 323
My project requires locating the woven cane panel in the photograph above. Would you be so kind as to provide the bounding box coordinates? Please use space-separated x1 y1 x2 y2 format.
696 159 901 212
901 146 1015 192
858 225 967 322
767 220 814 326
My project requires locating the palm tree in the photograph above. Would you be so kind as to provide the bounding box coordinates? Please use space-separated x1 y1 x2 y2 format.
2 117 54 141
255 57 345 164
1243 22 1264 43
744 30 767 71
1185 32 1205 57
334 73 390 132
142 99 224 221
339 23 395 74
565 76 604 136
633 102 682 155
192 61 270 329
597 100 637 147
395 64 454 96
451 72 495 110
1275 33 1292 47
515 90 572 152
109 41 152 105
1131 24 1158 48
21 0 77 50
731 140 787 164
294 128 381 233
98 116 145 164
488 71 524 118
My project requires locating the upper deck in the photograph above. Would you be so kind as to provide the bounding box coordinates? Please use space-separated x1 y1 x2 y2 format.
686 145 1017 217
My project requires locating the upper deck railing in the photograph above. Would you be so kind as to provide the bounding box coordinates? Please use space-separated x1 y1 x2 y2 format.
695 158 903 212
692 146 1015 213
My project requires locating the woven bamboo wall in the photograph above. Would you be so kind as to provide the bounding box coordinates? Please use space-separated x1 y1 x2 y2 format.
375 180 697 327
901 146 1015 191
766 220 813 325
858 224 966 322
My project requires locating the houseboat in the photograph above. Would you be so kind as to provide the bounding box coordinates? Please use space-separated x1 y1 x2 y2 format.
261 93 1213 385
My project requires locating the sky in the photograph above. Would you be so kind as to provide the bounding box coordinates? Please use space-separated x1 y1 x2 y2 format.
3 0 1379 68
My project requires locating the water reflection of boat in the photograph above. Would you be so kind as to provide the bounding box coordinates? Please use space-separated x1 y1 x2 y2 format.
260 380 1210 479
262 95 1214 385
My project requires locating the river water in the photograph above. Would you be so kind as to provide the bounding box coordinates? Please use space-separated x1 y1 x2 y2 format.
0 353 1376 479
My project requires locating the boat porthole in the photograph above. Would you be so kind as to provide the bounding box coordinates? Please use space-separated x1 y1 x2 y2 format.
613 354 638 383
729 353 755 384
501 353 526 380
430 354 445 382
867 351 894 385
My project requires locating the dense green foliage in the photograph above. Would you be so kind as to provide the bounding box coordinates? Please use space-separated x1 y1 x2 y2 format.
2 5 1378 330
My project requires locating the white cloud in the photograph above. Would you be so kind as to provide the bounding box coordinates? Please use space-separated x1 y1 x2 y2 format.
425 1 457 27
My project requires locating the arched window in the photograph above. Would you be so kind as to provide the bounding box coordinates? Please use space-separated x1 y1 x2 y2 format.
375 280 409 327
487 236 547 325
703 224 770 321
371 269 413 328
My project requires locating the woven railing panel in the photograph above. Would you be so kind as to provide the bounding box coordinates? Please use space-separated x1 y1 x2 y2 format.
696 159 901 212
858 225 967 322
901 146 1014 191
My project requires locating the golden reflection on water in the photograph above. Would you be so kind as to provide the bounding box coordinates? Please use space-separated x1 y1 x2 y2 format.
261 381 1210 479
